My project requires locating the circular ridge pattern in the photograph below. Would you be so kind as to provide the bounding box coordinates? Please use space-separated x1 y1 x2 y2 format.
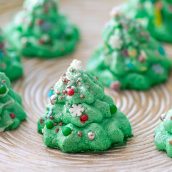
3 57 171 171
1 0 172 171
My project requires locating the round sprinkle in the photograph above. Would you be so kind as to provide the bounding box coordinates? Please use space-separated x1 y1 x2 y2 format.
21 37 28 45
80 94 85 99
62 90 67 95
40 118 44 124
70 68 75 72
67 88 75 96
110 81 121 91
59 122 63 126
122 49 128 57
110 105 117 114
77 131 82 137
1 80 6 83
56 90 60 95
53 123 57 126
0 84 7 94
39 39 45 45
46 121 54 129
160 113 166 121
62 78 69 84
169 140 172 145
55 128 59 133
48 89 54 98
80 114 88 123
10 113 16 119
58 96 64 100
138 55 146 63
49 115 54 120
36 19 44 25
88 131 95 141
50 95 57 105
0 43 4 49
158 46 165 55
62 127 72 136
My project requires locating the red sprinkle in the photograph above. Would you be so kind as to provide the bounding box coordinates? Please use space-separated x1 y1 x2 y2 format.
39 39 45 44
138 56 146 63
59 122 63 126
0 43 4 49
56 90 60 95
62 78 69 84
110 81 121 91
40 118 44 124
44 6 49 13
53 123 57 126
80 114 88 123
36 19 44 25
49 116 54 120
10 113 16 119
1 80 6 83
62 90 67 95
67 88 75 96
169 140 172 145
55 128 59 133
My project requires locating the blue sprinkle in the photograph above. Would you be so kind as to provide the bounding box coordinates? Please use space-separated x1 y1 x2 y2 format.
150 0 155 3
158 46 165 55
41 22 53 32
127 62 134 69
0 51 3 59
48 89 54 98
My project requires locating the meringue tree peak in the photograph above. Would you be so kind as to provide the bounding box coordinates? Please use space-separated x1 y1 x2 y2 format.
24 0 58 13
67 59 84 73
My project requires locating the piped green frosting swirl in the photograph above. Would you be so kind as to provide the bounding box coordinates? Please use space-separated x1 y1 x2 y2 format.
5 0 80 58
87 14 171 91
0 29 23 81
154 109 172 158
0 72 27 131
38 60 132 153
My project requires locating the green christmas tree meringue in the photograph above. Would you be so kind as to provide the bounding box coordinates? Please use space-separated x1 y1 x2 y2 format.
5 0 80 58
124 0 172 42
37 60 132 153
0 72 26 131
0 29 23 81
87 14 171 91
154 110 172 158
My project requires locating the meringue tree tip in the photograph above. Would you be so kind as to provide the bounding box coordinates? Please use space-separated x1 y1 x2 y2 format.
69 59 83 71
